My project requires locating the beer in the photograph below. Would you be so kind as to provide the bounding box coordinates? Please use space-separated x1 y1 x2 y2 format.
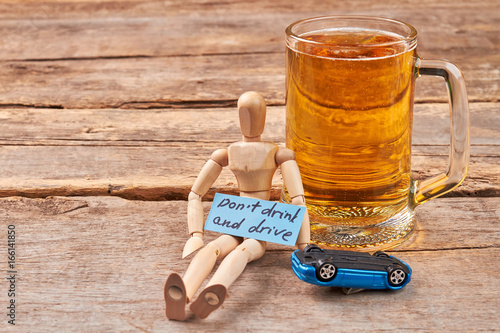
285 29 416 246
283 16 469 250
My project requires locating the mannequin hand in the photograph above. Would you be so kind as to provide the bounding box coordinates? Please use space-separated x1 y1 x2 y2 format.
182 233 204 258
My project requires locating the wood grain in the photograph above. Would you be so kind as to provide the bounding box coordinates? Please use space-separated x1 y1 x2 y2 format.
0 0 498 59
0 146 497 200
0 0 497 109
0 103 497 200
0 103 498 144
1 196 498 332
0 52 497 110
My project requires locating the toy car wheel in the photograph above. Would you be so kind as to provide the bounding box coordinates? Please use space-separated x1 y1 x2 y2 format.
303 244 323 253
374 251 389 258
388 267 407 287
317 262 337 282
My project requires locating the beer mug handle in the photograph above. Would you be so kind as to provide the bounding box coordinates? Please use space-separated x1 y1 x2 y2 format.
413 58 470 206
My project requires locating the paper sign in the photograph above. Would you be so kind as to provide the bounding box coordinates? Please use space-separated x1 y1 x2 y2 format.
204 193 306 246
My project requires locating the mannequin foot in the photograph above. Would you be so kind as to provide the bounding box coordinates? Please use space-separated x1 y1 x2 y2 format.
190 284 227 319
164 273 187 321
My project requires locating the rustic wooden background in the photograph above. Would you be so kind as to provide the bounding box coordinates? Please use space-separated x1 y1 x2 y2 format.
1 0 499 331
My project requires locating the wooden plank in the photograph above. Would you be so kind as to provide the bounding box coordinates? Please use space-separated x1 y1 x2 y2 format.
0 145 500 200
400 197 500 251
1 0 497 20
0 103 497 199
0 1 497 107
0 54 283 109
0 103 497 145
0 52 497 110
0 0 497 60
0 0 496 108
0 145 497 199
1 196 498 331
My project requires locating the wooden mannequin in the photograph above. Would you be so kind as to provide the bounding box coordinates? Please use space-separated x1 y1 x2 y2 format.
164 91 310 320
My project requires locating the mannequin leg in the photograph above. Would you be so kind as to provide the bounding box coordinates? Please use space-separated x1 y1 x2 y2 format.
164 234 241 320
190 238 266 319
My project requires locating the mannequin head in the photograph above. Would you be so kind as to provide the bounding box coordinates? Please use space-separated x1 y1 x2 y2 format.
237 91 266 141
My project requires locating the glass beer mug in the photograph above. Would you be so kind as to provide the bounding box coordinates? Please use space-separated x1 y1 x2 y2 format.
282 16 470 250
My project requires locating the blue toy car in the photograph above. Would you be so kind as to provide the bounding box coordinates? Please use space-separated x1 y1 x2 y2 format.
291 244 411 290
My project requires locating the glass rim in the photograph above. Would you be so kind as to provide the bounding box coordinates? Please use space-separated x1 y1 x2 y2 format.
285 15 418 50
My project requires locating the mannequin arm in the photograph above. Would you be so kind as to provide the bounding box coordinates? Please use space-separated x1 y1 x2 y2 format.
290 194 310 250
183 149 228 258
277 149 310 249
183 192 205 258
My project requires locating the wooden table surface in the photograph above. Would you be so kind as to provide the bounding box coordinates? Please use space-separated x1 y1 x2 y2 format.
1 1 499 332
